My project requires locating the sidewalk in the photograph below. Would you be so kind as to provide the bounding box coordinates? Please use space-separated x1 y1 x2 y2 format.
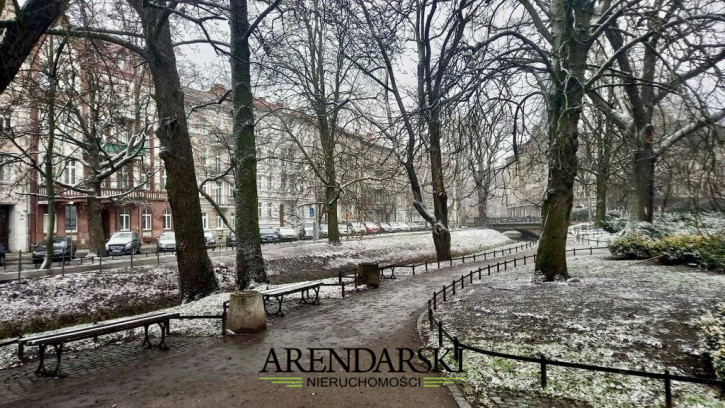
0 246 537 408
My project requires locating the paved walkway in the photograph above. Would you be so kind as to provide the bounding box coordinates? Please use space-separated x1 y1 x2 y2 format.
0 243 537 408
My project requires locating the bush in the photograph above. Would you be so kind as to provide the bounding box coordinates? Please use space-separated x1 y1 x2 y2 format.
599 216 626 234
608 233 657 259
609 233 725 270
697 303 725 381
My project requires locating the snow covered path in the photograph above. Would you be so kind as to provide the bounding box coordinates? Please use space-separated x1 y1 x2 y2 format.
0 242 536 408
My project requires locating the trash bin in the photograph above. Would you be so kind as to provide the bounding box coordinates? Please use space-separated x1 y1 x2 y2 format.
358 262 379 288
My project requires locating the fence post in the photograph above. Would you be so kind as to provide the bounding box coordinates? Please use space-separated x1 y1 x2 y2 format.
462 255 465 264
573 248 576 256
473 254 476 262
496 262 500 273
664 370 672 408
452 281 456 295
469 271 473 284
590 247 593 255
460 275 464 289
524 255 527 265
442 286 446 302
453 336 461 371
478 267 482 279
17 250 22 279
433 292 437 310
484 253 486 260
449 258 453 267
425 262 428 272
412 265 415 275
540 354 547 388
99 255 102 272
428 300 433 330
438 321 443 347
487 264 491 276
514 258 517 267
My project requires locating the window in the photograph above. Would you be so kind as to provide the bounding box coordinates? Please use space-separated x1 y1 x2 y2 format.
0 158 11 182
119 209 131 231
257 175 262 191
258 202 262 218
266 202 272 217
202 212 208 229
230 213 235 228
0 111 11 133
64 159 77 184
215 150 222 173
119 166 129 189
200 148 208 166
142 208 152 230
162 209 172 230
160 168 167 190
215 181 223 203
216 213 222 229
65 205 78 232
280 173 287 190
266 175 272 190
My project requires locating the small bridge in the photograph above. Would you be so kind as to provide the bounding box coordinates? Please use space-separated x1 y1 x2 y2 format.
486 218 542 239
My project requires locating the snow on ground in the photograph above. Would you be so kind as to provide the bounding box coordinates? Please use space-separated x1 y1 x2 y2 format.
0 229 512 370
261 229 512 279
421 254 725 407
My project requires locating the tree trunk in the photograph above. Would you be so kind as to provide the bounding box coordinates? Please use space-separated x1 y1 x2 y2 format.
130 0 218 300
595 171 608 226
86 185 107 257
230 0 266 288
534 0 593 281
0 0 67 94
629 136 655 222
428 114 451 261
477 186 488 229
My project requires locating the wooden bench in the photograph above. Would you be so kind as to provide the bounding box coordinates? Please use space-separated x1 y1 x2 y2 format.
261 282 321 317
18 312 180 376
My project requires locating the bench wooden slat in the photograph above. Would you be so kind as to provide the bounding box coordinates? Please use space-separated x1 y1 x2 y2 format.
262 282 320 297
25 313 180 345
20 312 169 344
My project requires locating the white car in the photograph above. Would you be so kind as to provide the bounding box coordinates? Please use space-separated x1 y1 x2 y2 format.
277 227 298 242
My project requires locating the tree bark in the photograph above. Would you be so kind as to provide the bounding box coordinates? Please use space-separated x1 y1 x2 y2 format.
230 0 266 288
629 132 656 222
428 114 451 261
0 0 67 94
129 0 218 300
86 184 107 256
534 0 594 281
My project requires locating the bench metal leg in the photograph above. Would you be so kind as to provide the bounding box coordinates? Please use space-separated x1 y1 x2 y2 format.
312 286 320 305
36 343 63 377
263 294 285 317
141 321 170 350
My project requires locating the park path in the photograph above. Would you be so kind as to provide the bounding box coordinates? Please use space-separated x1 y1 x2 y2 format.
0 244 537 408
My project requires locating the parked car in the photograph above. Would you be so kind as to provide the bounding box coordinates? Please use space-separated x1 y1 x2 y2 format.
392 222 410 232
156 232 177 252
378 223 393 233
0 243 5 265
338 224 349 236
363 222 381 234
277 226 298 242
204 229 217 248
226 232 236 247
32 236 77 267
407 222 425 231
106 231 141 255
260 227 281 243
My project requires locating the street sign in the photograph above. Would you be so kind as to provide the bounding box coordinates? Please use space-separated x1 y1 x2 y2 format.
310 207 315 217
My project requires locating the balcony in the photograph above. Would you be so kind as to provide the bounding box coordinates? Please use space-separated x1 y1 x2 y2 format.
37 186 168 202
